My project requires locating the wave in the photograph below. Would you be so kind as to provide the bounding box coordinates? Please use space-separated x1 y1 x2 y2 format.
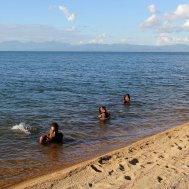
11 122 31 134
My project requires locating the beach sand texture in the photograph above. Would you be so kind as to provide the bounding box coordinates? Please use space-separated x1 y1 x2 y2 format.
11 122 189 189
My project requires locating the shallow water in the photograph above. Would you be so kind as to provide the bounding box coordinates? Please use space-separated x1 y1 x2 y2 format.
0 52 188 188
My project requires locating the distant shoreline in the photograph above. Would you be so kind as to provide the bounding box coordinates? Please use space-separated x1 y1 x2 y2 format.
0 42 189 52
1 51 189 53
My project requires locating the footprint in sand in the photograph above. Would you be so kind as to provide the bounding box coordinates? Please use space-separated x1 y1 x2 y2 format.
177 146 182 150
119 164 125 171
140 146 143 149
124 175 132 180
157 176 163 183
146 161 153 165
174 142 183 150
140 165 145 168
129 158 139 165
158 155 164 159
88 183 93 187
90 165 102 172
171 167 178 173
128 148 134 153
98 155 112 164
109 170 114 176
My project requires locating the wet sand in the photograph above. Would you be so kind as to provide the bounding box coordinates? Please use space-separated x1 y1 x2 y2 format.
11 122 189 189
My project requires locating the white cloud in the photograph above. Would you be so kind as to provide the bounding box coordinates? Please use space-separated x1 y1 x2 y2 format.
183 19 189 28
141 14 160 28
156 33 189 45
59 5 76 22
141 3 189 30
148 4 157 14
141 3 189 44
88 33 106 44
156 33 171 45
173 4 189 19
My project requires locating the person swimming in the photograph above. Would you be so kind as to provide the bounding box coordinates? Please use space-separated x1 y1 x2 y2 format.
98 106 110 120
39 122 63 144
123 94 130 104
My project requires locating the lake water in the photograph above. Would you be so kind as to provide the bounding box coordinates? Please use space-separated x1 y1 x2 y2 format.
0 52 188 188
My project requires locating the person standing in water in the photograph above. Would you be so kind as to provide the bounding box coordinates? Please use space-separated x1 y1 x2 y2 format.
123 94 130 105
39 122 63 144
98 106 110 120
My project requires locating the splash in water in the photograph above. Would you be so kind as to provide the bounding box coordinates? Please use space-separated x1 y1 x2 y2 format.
11 122 31 134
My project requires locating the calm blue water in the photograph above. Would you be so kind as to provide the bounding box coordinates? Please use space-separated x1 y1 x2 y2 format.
0 52 188 187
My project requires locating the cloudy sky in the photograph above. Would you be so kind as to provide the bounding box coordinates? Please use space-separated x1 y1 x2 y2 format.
0 0 189 45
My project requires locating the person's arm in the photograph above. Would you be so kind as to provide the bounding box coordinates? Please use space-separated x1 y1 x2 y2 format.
39 135 49 144
39 135 45 144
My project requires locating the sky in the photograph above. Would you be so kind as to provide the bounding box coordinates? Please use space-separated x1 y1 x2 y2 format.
0 0 189 45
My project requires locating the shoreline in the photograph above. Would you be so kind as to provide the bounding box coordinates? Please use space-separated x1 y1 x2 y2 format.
10 121 189 189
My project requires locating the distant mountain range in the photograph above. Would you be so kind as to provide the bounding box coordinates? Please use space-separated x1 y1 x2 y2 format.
0 41 189 52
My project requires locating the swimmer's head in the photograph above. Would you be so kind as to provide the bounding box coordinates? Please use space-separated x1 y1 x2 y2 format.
50 122 59 134
124 94 130 103
99 106 107 114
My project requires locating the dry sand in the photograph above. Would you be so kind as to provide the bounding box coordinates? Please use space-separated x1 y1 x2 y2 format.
11 122 189 189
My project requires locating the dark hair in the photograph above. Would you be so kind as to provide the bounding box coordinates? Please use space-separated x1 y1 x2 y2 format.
99 106 107 114
50 122 59 134
124 94 130 101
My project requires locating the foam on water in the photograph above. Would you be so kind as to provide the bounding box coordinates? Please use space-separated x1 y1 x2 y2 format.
11 122 31 135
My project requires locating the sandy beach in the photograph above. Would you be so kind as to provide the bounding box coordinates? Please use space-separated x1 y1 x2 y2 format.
10 122 189 189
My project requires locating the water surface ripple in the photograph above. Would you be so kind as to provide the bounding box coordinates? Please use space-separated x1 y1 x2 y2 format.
0 52 188 187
